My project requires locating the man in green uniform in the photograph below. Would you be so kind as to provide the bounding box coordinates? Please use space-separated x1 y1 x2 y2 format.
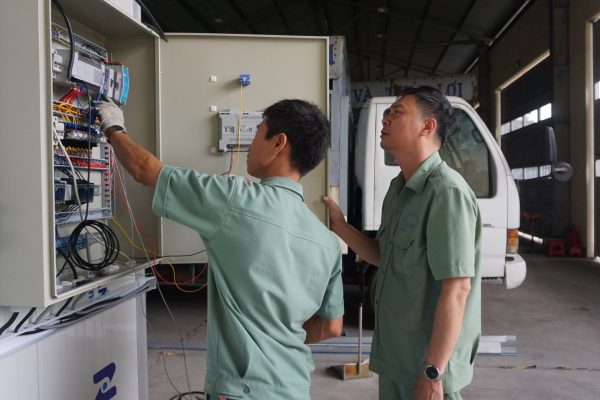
324 86 481 400
99 99 344 399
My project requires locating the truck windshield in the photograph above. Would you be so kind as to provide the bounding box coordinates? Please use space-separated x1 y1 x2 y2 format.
383 109 491 198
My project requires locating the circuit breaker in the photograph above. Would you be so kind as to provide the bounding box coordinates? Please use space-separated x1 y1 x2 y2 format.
217 111 263 151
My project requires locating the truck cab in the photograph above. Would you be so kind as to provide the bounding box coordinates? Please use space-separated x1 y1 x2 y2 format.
353 96 526 307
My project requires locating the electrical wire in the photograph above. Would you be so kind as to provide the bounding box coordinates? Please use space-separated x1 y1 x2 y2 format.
132 0 168 42
220 149 234 176
168 392 204 400
56 247 78 279
111 155 193 395
0 312 19 336
234 84 244 176
67 220 119 271
13 308 37 333
110 218 207 291
51 0 75 81
55 298 73 317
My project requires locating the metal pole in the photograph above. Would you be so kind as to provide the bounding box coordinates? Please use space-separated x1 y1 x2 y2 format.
357 302 363 369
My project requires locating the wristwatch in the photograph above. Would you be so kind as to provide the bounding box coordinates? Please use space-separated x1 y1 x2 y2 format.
422 363 443 381
106 125 126 143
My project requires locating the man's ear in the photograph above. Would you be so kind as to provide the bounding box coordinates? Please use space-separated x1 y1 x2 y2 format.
272 132 288 154
421 117 438 139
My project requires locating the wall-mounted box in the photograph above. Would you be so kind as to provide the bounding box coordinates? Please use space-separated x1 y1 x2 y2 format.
0 0 329 306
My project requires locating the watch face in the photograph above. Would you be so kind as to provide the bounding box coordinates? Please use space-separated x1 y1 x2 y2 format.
425 366 440 380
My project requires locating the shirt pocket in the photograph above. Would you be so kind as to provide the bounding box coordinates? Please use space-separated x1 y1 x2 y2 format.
390 230 419 276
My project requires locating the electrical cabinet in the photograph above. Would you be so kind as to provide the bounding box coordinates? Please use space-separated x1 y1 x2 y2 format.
0 0 329 306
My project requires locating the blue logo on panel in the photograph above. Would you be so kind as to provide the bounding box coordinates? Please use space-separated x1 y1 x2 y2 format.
93 362 117 400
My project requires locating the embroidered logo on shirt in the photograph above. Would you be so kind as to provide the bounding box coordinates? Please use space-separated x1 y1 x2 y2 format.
399 212 419 231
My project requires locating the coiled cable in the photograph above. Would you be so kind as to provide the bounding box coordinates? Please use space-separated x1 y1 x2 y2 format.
68 220 119 271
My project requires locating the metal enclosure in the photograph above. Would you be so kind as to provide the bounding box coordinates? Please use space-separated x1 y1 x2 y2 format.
0 0 159 306
157 34 329 263
0 0 329 304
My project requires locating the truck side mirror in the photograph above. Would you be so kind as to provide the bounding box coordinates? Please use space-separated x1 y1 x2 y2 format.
543 126 557 165
552 161 573 182
544 126 573 182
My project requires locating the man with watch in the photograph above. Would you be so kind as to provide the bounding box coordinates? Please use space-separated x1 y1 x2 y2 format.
324 86 481 399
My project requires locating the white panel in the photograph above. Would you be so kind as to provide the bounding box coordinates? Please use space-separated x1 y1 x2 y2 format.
158 34 329 261
0 344 39 399
37 299 140 399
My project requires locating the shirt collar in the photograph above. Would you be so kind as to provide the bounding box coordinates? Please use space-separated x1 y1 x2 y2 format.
261 177 304 201
404 152 443 194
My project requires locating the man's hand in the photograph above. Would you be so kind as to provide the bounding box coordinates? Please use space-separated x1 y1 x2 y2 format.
303 315 343 344
97 98 126 137
322 196 345 234
322 195 381 266
412 374 443 400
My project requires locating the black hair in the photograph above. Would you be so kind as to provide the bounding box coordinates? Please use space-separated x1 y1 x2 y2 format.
263 99 330 176
397 86 457 144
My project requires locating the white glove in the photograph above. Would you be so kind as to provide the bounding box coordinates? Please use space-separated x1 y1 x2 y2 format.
97 98 126 136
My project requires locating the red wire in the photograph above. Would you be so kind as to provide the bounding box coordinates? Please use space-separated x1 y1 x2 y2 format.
112 157 208 285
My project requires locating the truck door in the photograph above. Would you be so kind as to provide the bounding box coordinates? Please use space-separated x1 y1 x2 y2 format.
441 101 508 279
370 99 509 279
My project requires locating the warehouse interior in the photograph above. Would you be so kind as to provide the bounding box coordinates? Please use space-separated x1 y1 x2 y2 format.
1 0 600 399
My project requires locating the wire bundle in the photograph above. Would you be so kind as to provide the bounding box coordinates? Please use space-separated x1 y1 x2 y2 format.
67 220 119 272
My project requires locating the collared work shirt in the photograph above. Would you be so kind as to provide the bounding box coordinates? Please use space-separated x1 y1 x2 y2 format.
152 166 344 400
370 152 482 396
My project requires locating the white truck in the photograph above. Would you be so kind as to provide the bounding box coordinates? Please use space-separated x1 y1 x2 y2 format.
350 96 526 309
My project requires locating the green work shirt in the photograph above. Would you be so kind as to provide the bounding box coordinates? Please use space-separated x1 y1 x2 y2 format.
152 166 344 400
370 152 482 396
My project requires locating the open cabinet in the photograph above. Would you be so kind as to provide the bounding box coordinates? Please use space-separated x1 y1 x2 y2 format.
0 0 329 306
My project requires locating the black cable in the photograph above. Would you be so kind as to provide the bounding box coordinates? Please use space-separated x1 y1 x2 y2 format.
133 0 168 42
80 82 93 221
0 312 19 336
168 392 204 400
68 220 119 271
55 297 73 316
56 247 78 279
133 249 207 260
51 0 75 81
13 308 37 333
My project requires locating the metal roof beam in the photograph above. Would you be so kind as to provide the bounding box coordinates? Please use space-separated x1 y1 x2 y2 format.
174 0 217 32
378 0 391 80
331 0 492 44
226 0 258 33
350 49 433 75
350 40 478 51
404 0 433 78
431 0 477 74
311 0 331 35
270 0 293 34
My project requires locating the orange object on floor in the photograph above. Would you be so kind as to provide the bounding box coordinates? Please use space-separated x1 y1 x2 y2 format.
547 239 565 257
568 225 583 257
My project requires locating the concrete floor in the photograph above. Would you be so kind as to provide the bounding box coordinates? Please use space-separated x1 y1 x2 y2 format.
146 254 600 399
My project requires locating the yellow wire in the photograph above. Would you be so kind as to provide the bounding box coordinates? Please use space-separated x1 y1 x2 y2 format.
234 84 244 176
111 218 207 293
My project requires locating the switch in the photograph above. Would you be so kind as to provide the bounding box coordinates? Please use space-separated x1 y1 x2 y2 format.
209 75 217 82
209 105 218 112
239 74 251 86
